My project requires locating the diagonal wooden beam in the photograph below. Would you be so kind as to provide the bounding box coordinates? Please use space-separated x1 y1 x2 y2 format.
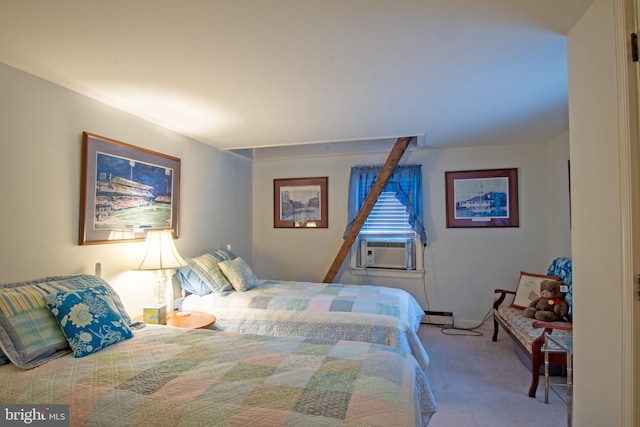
322 136 413 283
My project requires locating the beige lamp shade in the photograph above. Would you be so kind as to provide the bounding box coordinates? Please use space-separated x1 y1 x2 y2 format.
135 230 187 270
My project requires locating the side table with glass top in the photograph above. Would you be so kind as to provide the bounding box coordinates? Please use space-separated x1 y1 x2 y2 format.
544 333 573 427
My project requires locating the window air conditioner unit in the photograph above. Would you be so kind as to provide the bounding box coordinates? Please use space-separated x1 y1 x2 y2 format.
358 237 415 270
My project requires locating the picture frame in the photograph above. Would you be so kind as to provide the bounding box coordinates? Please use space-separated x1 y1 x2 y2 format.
79 132 181 245
445 168 519 228
274 177 328 228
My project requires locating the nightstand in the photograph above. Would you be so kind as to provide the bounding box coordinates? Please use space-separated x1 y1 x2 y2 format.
134 311 215 329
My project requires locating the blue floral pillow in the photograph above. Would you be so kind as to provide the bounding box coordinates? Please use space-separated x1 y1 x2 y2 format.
547 257 573 320
45 285 133 358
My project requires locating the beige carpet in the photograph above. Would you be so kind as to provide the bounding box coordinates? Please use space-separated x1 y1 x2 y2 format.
419 321 569 427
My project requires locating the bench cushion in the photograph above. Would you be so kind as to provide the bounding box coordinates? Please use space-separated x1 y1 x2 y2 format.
495 305 572 353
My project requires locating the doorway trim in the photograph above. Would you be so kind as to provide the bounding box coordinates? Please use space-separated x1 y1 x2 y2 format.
614 0 638 424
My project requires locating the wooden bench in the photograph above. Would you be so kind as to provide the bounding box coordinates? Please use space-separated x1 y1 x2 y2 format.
492 258 573 398
492 291 572 397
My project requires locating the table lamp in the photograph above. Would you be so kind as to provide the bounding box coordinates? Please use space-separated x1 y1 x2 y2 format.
135 230 187 320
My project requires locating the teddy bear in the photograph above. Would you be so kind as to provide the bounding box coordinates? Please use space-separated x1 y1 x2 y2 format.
523 280 569 322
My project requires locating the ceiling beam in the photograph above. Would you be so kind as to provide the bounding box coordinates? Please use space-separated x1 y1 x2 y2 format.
322 136 413 283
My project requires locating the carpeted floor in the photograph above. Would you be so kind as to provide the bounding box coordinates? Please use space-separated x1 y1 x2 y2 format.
419 321 569 427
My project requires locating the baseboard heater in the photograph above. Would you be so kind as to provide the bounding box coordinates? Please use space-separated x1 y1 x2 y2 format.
423 310 454 327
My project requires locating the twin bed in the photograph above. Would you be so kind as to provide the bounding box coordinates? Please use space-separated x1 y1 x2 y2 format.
1 326 434 426
180 279 431 371
0 251 437 426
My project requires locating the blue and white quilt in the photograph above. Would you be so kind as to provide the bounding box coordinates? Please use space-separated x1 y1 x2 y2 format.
181 280 430 370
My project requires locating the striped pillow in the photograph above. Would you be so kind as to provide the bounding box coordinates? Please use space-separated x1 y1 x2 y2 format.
185 249 237 295
0 275 131 369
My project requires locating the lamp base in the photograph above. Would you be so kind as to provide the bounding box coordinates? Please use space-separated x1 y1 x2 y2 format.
143 304 167 325
165 270 175 311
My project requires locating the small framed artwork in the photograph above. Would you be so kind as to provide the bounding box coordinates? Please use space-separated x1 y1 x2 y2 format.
445 168 519 228
274 177 328 228
79 132 181 245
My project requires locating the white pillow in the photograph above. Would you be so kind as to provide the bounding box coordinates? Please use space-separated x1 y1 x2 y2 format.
218 257 258 292
511 271 561 309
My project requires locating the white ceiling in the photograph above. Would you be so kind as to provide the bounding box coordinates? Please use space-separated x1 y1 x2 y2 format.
0 0 593 151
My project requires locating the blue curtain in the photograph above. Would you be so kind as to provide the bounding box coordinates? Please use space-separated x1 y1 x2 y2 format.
343 164 427 244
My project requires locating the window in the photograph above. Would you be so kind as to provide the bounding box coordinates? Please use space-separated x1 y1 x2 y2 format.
344 164 426 273
361 191 414 235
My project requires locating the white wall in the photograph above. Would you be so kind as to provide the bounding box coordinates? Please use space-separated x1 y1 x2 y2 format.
252 138 571 325
547 132 572 260
0 62 253 317
568 0 624 424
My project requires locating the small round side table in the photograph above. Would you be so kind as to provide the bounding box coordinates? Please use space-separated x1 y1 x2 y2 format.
134 311 216 329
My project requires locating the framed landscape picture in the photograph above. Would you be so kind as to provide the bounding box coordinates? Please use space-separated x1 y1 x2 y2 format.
445 168 519 228
274 177 328 228
79 132 181 245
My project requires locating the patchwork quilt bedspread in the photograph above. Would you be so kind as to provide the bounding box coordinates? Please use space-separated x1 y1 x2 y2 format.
180 280 430 369
0 326 437 426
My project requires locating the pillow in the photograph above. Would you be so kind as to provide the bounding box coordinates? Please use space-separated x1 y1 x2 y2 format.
0 274 131 368
0 277 75 365
547 257 573 319
45 285 133 358
213 248 237 261
218 257 258 292
510 271 561 309
185 250 236 294
175 267 212 296
56 275 131 324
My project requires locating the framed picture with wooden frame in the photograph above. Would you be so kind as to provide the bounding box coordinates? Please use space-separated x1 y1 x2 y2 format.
79 132 181 245
274 177 328 228
445 168 519 228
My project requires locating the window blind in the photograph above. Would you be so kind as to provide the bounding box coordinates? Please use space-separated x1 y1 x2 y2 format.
361 192 414 234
